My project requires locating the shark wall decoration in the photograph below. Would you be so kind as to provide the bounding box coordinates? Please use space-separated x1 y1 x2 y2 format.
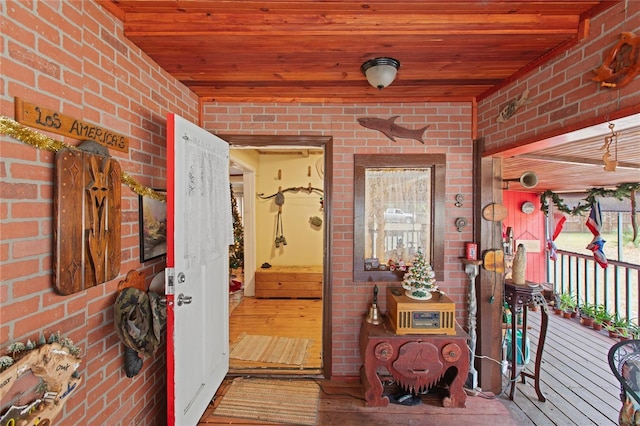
357 116 429 143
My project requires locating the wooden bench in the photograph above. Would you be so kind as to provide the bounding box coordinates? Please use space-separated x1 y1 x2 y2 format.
255 265 322 299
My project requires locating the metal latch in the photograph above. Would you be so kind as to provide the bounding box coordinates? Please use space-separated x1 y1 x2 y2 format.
166 268 175 295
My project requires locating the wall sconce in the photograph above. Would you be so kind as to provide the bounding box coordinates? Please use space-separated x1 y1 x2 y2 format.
361 57 400 90
502 171 538 190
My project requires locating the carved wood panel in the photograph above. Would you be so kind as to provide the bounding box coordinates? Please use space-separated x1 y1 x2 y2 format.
53 148 121 294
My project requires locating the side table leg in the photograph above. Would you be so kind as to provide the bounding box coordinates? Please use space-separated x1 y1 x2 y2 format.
509 308 517 400
360 364 388 407
520 308 528 384
533 309 548 402
443 352 469 408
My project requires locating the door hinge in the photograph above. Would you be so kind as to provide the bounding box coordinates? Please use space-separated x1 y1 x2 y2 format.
166 268 175 295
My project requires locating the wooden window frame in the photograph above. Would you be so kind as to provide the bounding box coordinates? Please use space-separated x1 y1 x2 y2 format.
353 154 446 282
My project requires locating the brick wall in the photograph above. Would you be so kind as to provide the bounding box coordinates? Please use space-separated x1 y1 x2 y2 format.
1 2 197 424
477 0 640 153
202 102 475 376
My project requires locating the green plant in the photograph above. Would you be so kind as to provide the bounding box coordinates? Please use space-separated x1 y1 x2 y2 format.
559 293 577 313
611 315 631 333
594 305 613 324
605 321 618 332
579 302 596 319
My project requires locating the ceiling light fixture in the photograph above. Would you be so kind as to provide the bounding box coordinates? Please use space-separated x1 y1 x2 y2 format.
361 57 400 90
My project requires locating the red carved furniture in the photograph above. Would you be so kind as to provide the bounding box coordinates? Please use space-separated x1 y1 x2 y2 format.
359 316 469 407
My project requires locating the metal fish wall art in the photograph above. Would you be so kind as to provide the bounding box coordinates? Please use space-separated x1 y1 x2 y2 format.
357 116 429 143
496 89 531 123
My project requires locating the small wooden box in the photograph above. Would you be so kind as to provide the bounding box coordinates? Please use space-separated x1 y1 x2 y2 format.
386 287 456 335
255 265 322 299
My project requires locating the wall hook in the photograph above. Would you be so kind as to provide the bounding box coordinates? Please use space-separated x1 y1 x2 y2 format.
455 217 467 232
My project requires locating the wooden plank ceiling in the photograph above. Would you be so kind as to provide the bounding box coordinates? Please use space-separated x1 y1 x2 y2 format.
98 1 639 193
97 0 612 103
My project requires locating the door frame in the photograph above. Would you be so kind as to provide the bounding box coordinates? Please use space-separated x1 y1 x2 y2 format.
229 158 257 296
220 134 333 378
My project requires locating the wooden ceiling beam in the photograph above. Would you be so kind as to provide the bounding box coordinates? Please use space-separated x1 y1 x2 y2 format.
102 1 602 15
516 153 640 170
130 34 570 52
122 13 580 36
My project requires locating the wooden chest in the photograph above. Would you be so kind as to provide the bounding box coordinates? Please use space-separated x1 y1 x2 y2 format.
255 265 323 299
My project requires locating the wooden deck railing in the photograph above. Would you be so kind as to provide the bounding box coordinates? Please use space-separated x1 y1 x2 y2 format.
547 250 640 323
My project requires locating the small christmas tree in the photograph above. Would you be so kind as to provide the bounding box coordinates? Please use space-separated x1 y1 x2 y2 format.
402 248 437 300
229 184 244 270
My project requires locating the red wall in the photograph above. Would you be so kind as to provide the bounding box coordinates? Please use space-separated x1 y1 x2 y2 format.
502 190 546 284
0 2 198 424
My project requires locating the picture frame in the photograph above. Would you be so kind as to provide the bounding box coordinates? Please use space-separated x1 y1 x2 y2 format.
138 190 167 262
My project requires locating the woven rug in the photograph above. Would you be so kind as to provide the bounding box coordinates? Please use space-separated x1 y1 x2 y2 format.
213 377 320 425
230 334 312 367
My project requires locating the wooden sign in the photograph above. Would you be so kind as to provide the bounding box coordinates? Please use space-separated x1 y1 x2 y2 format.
483 249 505 273
482 203 508 222
517 239 541 253
0 343 82 426
14 97 129 152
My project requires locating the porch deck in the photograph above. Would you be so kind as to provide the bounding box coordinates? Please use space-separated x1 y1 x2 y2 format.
201 299 624 425
500 306 621 425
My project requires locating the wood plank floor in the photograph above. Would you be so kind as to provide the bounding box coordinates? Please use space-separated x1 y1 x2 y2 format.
201 297 624 425
501 308 621 425
228 297 323 374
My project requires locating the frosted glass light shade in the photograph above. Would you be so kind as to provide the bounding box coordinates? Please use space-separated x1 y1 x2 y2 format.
361 57 400 89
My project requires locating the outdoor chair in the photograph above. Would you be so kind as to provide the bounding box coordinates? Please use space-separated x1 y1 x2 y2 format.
608 340 640 425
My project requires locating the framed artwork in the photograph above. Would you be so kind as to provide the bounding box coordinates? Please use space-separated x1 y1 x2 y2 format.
138 190 167 262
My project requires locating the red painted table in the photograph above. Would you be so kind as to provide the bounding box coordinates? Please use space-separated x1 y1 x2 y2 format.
359 316 469 407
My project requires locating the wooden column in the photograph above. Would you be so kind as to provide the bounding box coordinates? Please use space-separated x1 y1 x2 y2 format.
473 138 504 394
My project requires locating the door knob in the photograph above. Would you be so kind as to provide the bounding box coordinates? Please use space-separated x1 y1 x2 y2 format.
177 293 193 306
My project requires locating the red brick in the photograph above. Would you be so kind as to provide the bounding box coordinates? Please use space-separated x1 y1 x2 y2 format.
12 275 50 298
14 305 64 337
0 259 40 281
0 220 39 240
0 182 38 200
12 237 50 259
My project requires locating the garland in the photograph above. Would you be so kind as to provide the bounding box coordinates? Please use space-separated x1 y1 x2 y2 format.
0 116 166 202
540 183 640 216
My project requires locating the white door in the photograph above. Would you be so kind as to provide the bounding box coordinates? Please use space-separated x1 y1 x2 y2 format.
166 113 232 425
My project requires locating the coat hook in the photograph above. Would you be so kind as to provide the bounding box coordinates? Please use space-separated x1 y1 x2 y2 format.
277 169 281 180
308 166 311 177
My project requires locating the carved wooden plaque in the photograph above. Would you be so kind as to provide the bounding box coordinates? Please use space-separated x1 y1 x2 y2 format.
54 148 121 294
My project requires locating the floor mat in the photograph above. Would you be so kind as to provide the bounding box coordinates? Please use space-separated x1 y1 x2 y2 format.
229 334 312 367
213 377 320 425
